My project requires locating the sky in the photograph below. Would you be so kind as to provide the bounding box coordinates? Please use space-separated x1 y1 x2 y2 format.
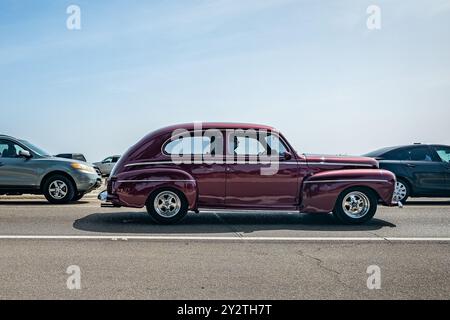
1 0 449 162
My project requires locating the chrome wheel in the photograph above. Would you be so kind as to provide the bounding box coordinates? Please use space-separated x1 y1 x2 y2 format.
153 191 181 218
48 180 68 200
342 191 371 219
393 181 407 202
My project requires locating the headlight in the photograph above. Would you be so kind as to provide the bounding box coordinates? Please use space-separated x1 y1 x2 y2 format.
71 163 96 174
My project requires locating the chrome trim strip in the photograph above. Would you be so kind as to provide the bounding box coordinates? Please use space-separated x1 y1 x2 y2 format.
125 162 173 167
118 179 195 183
303 179 388 184
125 161 373 167
308 162 374 167
125 161 303 167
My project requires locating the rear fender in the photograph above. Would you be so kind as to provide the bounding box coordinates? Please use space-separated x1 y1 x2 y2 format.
300 169 396 213
112 168 197 209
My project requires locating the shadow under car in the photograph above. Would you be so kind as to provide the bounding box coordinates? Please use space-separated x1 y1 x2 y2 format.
73 211 396 234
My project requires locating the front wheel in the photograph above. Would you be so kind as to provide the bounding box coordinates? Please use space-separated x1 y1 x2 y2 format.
333 188 378 224
146 189 188 224
43 175 76 204
72 192 85 201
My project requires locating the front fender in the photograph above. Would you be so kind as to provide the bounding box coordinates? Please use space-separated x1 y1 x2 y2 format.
300 169 396 213
112 168 198 209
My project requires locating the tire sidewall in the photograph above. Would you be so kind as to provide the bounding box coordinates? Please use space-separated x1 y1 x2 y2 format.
72 192 85 202
146 188 188 224
43 175 76 204
333 187 378 224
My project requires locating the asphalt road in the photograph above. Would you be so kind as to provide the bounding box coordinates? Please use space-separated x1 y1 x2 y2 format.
0 197 449 299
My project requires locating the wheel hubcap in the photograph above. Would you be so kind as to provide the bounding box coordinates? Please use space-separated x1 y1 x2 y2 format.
49 180 68 200
154 191 181 218
342 191 371 219
393 182 407 202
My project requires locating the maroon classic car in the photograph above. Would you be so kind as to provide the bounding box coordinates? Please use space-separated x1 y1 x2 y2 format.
99 123 397 225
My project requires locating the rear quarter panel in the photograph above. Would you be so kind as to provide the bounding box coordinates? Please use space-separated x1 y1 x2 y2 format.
111 168 198 208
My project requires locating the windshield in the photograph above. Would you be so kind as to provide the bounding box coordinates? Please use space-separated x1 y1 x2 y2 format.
19 140 51 157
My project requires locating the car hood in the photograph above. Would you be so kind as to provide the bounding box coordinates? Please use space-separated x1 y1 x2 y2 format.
37 156 92 166
304 154 379 169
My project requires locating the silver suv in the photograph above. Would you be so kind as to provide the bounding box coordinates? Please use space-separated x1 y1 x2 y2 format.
93 155 120 177
0 135 101 203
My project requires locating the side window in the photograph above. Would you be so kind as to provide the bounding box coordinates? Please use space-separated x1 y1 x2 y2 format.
265 135 288 156
230 134 265 156
165 135 216 156
434 146 450 164
103 157 113 163
112 157 120 163
74 155 87 162
408 147 435 162
0 140 25 158
228 133 289 156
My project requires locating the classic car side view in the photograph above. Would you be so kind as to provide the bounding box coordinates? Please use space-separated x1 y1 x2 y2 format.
0 135 102 203
99 123 397 225
365 144 450 203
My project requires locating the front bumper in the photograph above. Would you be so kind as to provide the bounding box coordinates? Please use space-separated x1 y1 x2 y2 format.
98 190 121 207
74 171 102 193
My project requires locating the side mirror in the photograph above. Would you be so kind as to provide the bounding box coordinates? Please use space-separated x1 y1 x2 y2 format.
19 150 32 158
282 152 292 161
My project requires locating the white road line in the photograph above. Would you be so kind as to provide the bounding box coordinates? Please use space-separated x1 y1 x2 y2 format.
0 235 449 242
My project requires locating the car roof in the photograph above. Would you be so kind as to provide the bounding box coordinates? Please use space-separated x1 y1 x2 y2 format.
149 122 277 137
365 144 449 157
0 134 17 140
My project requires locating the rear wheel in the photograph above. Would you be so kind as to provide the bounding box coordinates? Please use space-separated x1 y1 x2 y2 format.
146 189 188 224
333 187 377 224
393 179 409 203
43 175 75 204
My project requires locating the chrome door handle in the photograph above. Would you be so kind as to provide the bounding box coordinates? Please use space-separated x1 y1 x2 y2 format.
406 163 416 168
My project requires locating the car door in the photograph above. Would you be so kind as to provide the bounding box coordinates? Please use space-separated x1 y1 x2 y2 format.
431 145 450 195
403 146 447 195
163 131 226 207
0 139 38 188
225 131 301 209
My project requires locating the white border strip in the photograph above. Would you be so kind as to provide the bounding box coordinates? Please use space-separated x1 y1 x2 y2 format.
0 235 449 242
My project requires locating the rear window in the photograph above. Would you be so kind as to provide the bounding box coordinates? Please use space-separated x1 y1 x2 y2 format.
383 149 410 160
364 147 396 158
